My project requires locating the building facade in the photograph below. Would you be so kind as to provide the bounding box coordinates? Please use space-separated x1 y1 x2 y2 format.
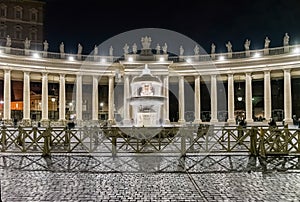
0 35 299 126
0 0 44 49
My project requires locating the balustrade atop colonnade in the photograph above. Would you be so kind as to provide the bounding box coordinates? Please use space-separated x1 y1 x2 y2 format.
0 36 299 126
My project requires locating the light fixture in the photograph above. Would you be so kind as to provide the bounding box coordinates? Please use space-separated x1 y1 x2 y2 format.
51 97 55 102
253 52 261 58
100 102 104 107
293 48 300 54
101 58 106 63
32 52 40 58
219 56 225 61
68 56 74 61
128 57 133 62
186 58 192 63
159 57 164 62
0 100 3 104
237 76 243 101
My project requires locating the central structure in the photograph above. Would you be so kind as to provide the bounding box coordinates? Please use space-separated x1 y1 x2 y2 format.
129 64 165 127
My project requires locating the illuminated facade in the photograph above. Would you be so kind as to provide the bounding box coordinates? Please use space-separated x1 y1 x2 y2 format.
0 36 299 126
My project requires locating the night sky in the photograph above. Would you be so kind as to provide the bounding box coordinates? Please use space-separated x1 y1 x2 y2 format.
42 0 300 55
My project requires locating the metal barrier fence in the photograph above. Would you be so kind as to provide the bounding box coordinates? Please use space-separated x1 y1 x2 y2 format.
0 125 299 157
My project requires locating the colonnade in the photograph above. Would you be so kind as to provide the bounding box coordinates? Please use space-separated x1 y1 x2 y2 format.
0 69 294 124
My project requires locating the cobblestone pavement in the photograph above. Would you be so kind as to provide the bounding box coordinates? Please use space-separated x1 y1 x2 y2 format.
1 154 300 201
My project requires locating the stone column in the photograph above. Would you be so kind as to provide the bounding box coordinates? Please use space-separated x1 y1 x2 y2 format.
41 73 49 122
3 70 11 122
178 76 185 124
245 73 253 123
92 75 99 121
210 74 218 122
108 76 115 124
284 69 293 124
194 75 201 123
23 71 31 124
163 75 170 124
227 74 235 123
123 75 130 124
76 74 82 121
59 74 66 122
264 71 272 121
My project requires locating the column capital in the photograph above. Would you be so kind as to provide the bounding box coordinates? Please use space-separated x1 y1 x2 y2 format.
59 73 66 77
284 68 291 73
4 69 11 73
42 72 48 76
227 73 234 77
23 71 31 75
245 72 252 76
194 75 200 79
263 70 271 74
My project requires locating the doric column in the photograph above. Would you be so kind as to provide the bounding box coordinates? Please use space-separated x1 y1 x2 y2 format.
41 73 48 121
194 75 201 123
284 69 293 124
245 73 253 123
210 74 218 122
76 74 82 121
264 71 272 121
59 74 66 121
92 75 99 121
163 75 170 124
3 70 11 121
123 75 130 124
108 76 114 123
178 76 185 124
227 73 235 123
23 71 31 122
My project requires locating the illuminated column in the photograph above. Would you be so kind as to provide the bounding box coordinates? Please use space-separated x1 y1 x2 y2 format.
227 73 235 123
76 74 82 121
284 69 293 124
108 76 115 123
41 73 48 121
194 75 201 123
92 75 99 121
210 74 218 122
59 74 66 121
23 71 31 121
3 70 11 121
264 70 272 121
178 76 185 124
123 75 130 124
245 72 253 123
163 75 170 124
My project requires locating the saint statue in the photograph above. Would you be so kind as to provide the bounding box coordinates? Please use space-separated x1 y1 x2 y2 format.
211 43 216 54
77 43 83 55
194 45 200 55
132 43 137 54
141 36 151 49
93 45 98 55
244 39 251 50
43 40 49 52
226 41 232 52
283 33 289 46
109 46 113 56
123 43 129 54
264 37 270 48
24 37 30 49
179 45 184 56
162 43 168 54
156 43 160 54
59 42 64 53
6 35 11 47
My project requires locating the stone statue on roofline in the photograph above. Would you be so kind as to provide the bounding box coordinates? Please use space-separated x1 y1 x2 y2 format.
123 43 129 54
109 46 113 56
244 39 251 50
43 40 49 52
283 32 289 46
77 43 83 55
264 37 270 48
141 36 151 49
211 43 216 54
24 37 30 49
179 45 184 56
226 41 232 52
194 45 200 55
94 45 98 55
162 43 168 54
6 35 11 47
132 43 137 54
156 43 160 54
59 42 64 53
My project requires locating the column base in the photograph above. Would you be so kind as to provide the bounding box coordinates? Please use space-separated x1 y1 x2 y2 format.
227 119 236 124
178 119 186 125
40 119 50 127
108 119 115 126
22 119 32 126
245 119 254 123
58 119 68 126
123 119 132 125
193 119 202 124
283 118 293 125
210 119 218 123
164 119 170 125
3 119 12 125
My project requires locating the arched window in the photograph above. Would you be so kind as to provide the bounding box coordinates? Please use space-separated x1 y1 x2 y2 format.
29 27 37 41
14 25 22 39
14 6 23 20
29 8 38 22
0 4 7 17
